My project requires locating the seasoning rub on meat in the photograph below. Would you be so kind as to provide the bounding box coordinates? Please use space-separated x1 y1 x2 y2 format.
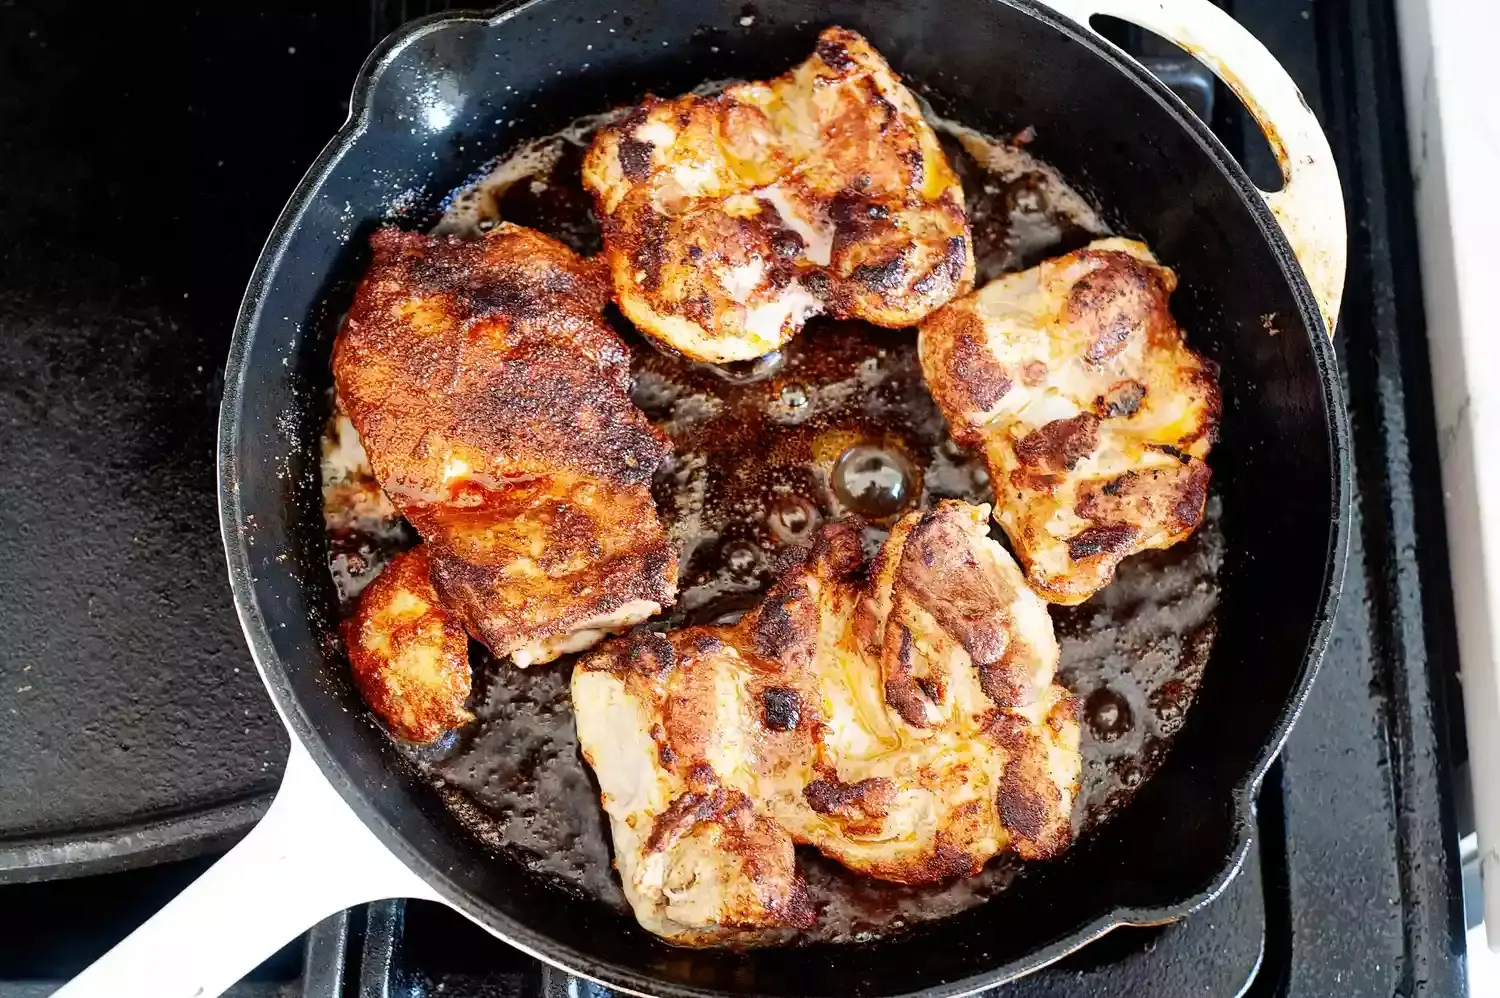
573 503 1081 945
919 238 1219 603
333 223 679 669
582 27 974 363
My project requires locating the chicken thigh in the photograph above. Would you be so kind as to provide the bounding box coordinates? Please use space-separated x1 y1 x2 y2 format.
333 223 679 665
919 238 1219 603
572 502 1081 945
582 27 974 363
342 545 472 744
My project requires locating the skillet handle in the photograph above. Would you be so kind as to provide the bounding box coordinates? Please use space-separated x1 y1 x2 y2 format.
1034 0 1347 336
52 740 440 998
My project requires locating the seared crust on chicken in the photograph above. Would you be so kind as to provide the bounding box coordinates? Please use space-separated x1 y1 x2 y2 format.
919 238 1219 603
582 27 974 363
333 224 678 665
343 546 472 744
846 505 1081 864
573 503 1081 945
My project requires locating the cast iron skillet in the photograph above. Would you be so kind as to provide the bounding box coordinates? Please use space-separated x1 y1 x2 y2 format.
59 1 1350 996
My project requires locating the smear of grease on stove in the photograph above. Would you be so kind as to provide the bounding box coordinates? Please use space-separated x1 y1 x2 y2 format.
318 110 1219 942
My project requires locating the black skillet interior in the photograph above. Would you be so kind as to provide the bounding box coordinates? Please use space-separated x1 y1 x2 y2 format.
221 1 1348 994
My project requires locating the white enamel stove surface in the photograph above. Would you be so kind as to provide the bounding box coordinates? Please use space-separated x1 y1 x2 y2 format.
1395 0 1500 982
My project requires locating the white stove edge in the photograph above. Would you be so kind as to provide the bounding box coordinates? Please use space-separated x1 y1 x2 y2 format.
1394 0 1500 964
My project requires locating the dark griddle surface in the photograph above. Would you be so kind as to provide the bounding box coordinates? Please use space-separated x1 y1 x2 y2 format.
0 1 369 876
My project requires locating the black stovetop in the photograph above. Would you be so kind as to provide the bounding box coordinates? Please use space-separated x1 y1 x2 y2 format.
0 1 1469 996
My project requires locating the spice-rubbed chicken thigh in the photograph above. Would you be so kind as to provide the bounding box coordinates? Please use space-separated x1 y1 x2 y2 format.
333 224 678 666
581 27 974 363
343 545 472 744
573 503 1081 945
919 238 1219 604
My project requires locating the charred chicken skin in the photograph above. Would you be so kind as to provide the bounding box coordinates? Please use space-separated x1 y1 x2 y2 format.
581 27 974 363
333 223 679 666
343 545 472 744
918 238 1219 604
573 502 1081 945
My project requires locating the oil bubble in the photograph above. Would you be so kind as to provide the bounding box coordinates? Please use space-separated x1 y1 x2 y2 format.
831 446 912 518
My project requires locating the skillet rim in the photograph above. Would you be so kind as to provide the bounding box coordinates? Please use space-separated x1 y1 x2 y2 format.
217 2 1353 994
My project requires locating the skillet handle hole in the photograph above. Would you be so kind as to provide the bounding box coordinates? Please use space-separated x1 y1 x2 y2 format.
1091 14 1285 193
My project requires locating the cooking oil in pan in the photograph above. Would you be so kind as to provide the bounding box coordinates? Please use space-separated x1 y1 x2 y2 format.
319 114 1221 942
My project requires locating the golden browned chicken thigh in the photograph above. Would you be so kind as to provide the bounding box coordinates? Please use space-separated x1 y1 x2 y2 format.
919 238 1219 604
582 27 974 363
572 502 1081 945
333 224 679 665
343 546 472 744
